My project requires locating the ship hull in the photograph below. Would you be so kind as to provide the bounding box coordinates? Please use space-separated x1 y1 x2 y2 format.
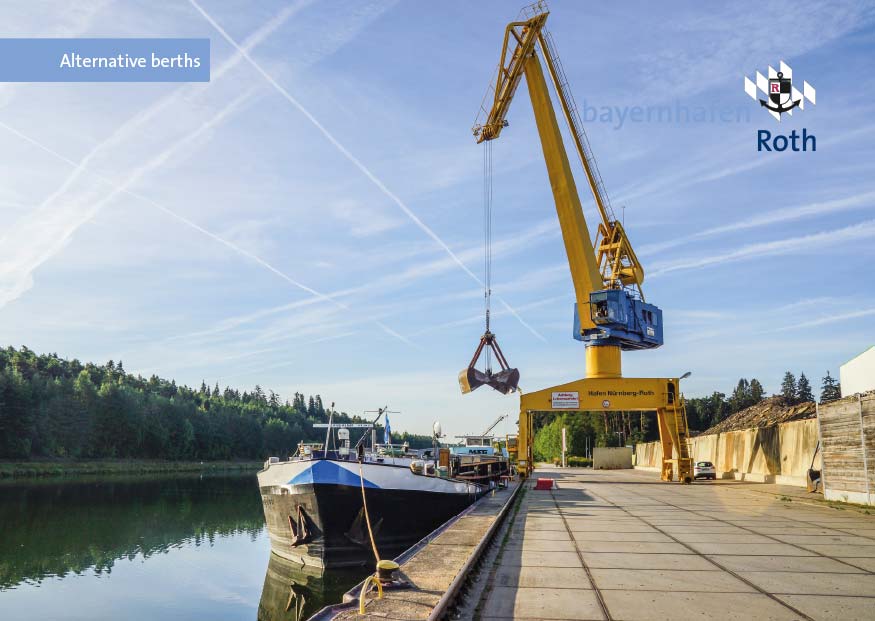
258 458 483 569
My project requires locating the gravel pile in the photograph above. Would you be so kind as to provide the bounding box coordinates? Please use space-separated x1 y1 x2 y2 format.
703 396 817 435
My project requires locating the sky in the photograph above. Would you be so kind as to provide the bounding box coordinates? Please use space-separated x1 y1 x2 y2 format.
1 0 874 438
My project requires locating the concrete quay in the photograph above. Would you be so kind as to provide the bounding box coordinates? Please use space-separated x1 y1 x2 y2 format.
311 467 875 620
312 481 520 620
477 467 875 621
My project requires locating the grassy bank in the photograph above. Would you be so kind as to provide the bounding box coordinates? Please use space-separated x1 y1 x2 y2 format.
0 459 264 479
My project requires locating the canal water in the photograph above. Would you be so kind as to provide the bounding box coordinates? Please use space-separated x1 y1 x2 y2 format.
0 473 365 620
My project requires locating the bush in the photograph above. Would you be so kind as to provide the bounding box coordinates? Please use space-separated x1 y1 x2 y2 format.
567 456 592 468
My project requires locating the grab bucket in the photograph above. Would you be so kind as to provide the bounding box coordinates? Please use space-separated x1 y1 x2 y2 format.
458 331 519 395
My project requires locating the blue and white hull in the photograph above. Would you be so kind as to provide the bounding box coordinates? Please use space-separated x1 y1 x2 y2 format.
257 457 484 569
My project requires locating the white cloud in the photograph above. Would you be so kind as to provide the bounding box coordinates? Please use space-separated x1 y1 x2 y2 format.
635 0 874 103
774 308 875 332
409 295 565 338
649 219 875 276
639 190 875 256
0 90 255 308
328 198 404 237
187 0 544 340
167 218 561 349
0 0 315 271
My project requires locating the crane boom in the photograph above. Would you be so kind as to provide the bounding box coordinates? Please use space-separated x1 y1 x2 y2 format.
474 13 545 144
481 414 508 436
474 3 644 294
472 1 662 353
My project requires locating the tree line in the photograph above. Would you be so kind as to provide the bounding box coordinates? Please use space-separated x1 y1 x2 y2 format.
533 412 637 462
0 346 431 460
533 370 844 460
685 370 841 431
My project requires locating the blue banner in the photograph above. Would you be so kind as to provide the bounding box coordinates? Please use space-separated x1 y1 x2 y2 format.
0 38 210 82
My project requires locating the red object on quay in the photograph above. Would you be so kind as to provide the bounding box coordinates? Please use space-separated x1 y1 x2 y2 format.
534 478 555 490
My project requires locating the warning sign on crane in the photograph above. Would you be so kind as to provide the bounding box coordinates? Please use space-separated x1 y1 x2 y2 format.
551 391 579 409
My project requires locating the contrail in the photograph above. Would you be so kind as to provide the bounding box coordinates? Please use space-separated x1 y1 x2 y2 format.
187 0 545 342
0 0 412 345
140 191 415 347
29 1 312 226
649 219 875 276
0 90 254 307
409 295 565 338
774 308 875 332
639 189 875 257
172 220 561 344
0 119 414 347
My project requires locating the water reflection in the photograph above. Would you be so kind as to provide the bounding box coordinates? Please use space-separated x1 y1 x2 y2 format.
0 473 264 589
257 554 363 621
0 473 370 620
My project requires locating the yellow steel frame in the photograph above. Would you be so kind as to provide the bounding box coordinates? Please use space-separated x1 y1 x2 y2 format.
524 53 602 331
475 4 692 482
517 374 692 483
475 7 645 298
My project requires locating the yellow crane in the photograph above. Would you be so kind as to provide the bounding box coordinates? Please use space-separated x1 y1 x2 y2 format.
472 1 692 482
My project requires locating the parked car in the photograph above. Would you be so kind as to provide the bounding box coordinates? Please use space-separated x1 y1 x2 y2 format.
694 461 716 480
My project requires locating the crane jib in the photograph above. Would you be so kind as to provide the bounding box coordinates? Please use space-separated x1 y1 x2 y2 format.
487 1 691 486
467 1 663 353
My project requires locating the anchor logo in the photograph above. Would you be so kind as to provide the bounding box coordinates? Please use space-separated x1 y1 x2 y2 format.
762 72 799 114
744 61 816 122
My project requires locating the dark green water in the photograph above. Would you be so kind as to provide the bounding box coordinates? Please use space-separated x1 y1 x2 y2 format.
0 473 364 620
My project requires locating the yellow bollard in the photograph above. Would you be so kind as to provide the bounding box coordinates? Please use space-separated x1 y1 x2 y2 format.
376 559 399 581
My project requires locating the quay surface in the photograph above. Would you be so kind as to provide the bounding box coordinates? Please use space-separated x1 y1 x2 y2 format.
477 468 875 621
313 468 875 620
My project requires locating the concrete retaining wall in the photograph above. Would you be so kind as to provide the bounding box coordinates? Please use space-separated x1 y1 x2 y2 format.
634 418 820 487
593 447 632 469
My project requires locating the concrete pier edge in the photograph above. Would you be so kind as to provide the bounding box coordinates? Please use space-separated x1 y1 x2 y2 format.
308 480 522 620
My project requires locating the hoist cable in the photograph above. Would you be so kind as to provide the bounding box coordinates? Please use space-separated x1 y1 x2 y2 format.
483 141 494 372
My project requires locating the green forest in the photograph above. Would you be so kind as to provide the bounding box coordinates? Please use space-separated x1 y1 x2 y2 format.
0 346 431 461
533 371 842 462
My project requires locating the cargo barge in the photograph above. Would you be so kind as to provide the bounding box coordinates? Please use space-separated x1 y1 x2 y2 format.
258 422 493 569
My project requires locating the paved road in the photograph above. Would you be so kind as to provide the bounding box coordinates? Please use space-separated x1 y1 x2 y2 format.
478 468 875 620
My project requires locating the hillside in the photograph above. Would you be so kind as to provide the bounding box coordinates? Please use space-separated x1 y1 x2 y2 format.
0 346 431 461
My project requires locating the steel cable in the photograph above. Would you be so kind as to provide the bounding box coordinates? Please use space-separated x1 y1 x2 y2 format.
483 140 494 372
